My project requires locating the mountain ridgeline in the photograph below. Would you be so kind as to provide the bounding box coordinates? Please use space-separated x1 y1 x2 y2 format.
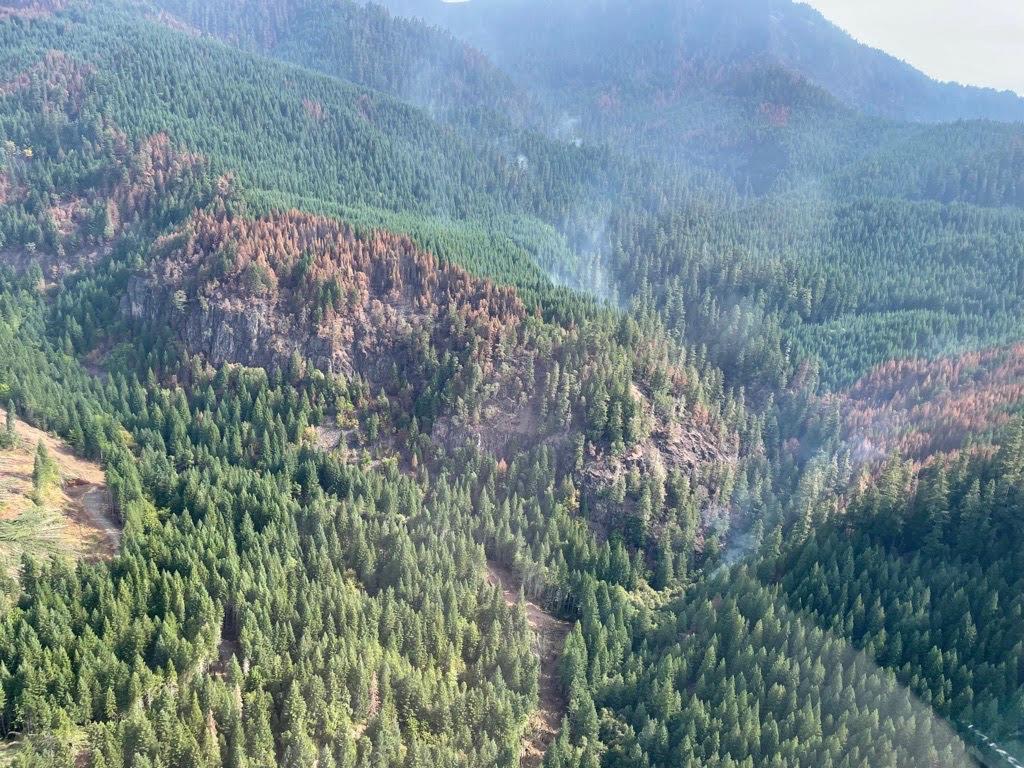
381 0 1024 123
379 0 1024 191
0 1 1022 767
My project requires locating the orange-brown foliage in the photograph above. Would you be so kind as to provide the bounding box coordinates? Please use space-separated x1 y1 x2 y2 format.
148 9 202 36
839 343 1024 462
758 102 791 128
111 133 204 217
302 98 326 121
0 50 90 113
145 210 526 376
0 1 67 20
44 132 204 256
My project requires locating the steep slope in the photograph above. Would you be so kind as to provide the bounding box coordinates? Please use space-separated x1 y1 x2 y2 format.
0 0 637 313
148 0 898 194
149 0 541 130
380 0 1024 193
0 2 613 224
0 273 547 765
123 209 527 377
840 344 1024 463
143 0 1024 207
2 2 1023 767
383 0 1024 124
120 209 737 541
152 0 872 192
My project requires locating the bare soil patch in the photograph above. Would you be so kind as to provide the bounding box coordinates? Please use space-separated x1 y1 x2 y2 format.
0 419 120 568
486 561 571 768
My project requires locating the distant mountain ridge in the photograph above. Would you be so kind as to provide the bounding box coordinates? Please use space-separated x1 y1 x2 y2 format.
377 0 1024 124
145 0 1024 196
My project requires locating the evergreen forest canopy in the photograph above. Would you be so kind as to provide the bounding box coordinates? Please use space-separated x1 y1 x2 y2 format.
0 0 1021 766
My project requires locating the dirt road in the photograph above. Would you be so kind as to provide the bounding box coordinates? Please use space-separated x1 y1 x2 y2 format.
486 561 571 768
66 480 120 556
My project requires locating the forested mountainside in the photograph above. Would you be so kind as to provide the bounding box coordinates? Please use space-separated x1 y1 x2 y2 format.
381 0 1024 124
155 0 873 190
0 0 1022 766
148 0 541 131
0 5 581 221
9 0 1024 393
0 0 633 310
380 0 1024 192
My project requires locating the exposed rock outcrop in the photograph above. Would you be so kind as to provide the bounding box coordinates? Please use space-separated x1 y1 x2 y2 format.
124 209 525 377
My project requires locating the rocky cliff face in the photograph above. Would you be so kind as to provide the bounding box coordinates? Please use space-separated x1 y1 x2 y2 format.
124 209 526 378
124 208 738 558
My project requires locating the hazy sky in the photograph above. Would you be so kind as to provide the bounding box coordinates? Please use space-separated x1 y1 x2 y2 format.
802 0 1024 95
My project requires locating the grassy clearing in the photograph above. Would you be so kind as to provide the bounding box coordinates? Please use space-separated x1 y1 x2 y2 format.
0 728 91 766
0 738 21 767
0 418 119 575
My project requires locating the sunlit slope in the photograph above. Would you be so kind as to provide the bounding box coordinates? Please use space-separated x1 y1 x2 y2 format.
0 2 629 308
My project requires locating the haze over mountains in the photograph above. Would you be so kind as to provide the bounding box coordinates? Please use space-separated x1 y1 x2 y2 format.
0 1 1021 767
382 0 1024 123
156 0 1024 195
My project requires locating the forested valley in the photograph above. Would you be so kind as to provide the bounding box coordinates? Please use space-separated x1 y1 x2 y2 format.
0 1 1021 766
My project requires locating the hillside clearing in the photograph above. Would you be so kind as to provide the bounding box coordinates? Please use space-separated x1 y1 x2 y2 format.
486 561 571 768
0 418 120 571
